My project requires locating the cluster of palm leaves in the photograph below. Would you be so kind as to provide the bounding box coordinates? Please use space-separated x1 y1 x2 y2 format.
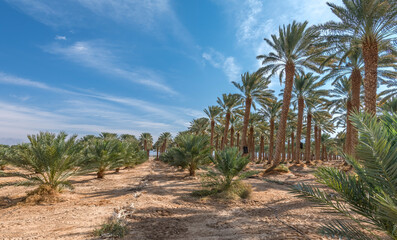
292 111 397 239
2 132 149 192
159 133 210 176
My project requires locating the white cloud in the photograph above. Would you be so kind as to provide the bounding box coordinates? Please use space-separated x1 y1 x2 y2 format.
44 41 177 94
202 49 241 82
0 72 201 144
55 35 66 40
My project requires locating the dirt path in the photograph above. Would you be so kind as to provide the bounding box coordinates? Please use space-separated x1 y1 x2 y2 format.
0 159 339 239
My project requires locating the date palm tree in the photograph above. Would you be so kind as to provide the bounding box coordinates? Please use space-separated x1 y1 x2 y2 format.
139 133 153 158
321 0 397 114
233 71 273 155
204 106 222 148
259 98 282 163
217 93 242 149
290 72 328 163
257 21 322 171
189 117 210 135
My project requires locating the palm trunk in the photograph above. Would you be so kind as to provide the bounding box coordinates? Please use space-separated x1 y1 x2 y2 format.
305 112 312 164
287 139 290 161
270 62 295 172
156 147 159 160
221 112 231 149
241 97 252 155
210 120 215 148
236 132 240 148
282 133 286 163
269 117 275 163
259 135 264 162
291 131 294 163
144 139 147 153
346 100 353 155
318 127 322 160
295 97 304 164
314 124 319 160
249 126 255 161
230 126 234 147
362 39 378 115
351 68 361 156
215 135 219 150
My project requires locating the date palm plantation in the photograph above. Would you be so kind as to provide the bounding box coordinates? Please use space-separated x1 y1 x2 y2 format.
232 71 273 155
320 0 397 114
1 1 397 240
257 21 322 171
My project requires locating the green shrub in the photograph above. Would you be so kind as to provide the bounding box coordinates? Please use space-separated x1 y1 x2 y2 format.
120 139 147 168
195 147 257 199
84 138 123 178
6 132 83 191
94 219 127 238
292 112 397 239
161 134 210 176
0 144 9 170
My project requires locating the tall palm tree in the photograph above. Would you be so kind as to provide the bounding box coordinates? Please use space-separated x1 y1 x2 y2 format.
259 98 282 163
139 133 153 158
313 110 332 161
257 21 321 171
321 0 397 114
233 71 273 155
204 106 222 148
327 77 356 155
290 72 328 163
158 132 172 154
189 117 209 135
217 93 242 149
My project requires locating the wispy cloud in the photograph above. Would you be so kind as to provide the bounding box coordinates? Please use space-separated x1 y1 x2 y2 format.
44 41 177 94
55 35 66 40
202 49 241 82
0 72 200 143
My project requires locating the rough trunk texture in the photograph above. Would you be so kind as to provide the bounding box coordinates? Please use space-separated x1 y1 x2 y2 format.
295 97 304 164
236 133 240 148
362 39 378 115
210 120 215 148
291 132 295 163
241 97 252 154
305 112 312 164
249 126 255 161
230 126 234 147
314 124 319 160
346 100 353 155
269 118 275 162
259 135 264 162
268 63 295 171
97 169 105 179
215 135 219 150
351 68 361 155
221 112 231 149
318 127 322 160
282 133 286 163
287 139 291 161
156 147 159 160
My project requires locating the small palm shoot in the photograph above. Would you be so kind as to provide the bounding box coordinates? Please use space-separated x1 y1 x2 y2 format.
196 147 257 199
291 112 397 240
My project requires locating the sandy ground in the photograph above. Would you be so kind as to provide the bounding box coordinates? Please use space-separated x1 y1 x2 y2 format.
0 159 343 240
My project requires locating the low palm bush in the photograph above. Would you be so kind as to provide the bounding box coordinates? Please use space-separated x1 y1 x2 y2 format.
160 133 210 176
120 139 147 168
292 112 397 239
0 144 8 170
195 147 257 199
84 137 123 178
6 132 83 191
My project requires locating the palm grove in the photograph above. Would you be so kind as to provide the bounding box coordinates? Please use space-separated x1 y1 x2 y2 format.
0 0 397 239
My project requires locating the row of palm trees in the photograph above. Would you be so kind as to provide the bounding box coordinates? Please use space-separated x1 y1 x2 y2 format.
158 0 396 172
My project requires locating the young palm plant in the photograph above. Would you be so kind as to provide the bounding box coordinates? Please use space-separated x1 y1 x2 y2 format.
6 132 84 191
85 137 123 178
198 147 257 199
292 111 397 239
167 133 210 176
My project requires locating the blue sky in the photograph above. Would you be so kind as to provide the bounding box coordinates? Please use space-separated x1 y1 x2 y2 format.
0 0 341 144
